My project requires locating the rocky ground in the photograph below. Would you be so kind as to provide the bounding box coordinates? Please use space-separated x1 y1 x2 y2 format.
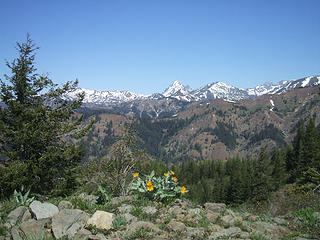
0 193 318 240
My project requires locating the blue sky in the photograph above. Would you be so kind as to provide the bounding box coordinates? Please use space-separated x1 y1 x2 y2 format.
0 0 319 94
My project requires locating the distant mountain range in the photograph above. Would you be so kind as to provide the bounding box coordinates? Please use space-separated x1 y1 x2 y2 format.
65 76 320 107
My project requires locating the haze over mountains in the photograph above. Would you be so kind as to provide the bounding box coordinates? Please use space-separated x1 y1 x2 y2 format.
66 76 320 107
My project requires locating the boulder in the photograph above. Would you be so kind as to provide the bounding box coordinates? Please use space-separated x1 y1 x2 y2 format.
52 209 89 239
11 226 23 240
184 227 205 239
58 200 73 210
206 211 220 223
21 210 32 222
73 228 91 240
121 213 137 223
221 214 236 228
167 219 186 232
20 218 51 239
208 226 242 239
78 193 99 204
87 234 107 240
7 206 27 225
142 206 157 215
110 195 133 206
204 203 226 213
117 204 134 214
87 211 115 231
127 221 163 233
29 201 59 220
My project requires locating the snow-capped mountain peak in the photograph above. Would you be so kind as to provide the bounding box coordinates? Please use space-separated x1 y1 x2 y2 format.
63 75 320 108
162 80 190 97
161 80 194 101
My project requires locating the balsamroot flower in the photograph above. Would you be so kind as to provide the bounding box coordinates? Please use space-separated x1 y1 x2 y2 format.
146 181 154 191
173 177 178 182
170 170 175 175
164 173 169 177
133 173 139 178
181 186 186 194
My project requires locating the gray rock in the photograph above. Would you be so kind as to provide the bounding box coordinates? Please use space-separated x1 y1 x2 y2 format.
127 221 163 233
117 204 134 214
251 221 290 239
11 226 23 240
168 206 185 215
206 211 220 223
29 201 59 220
87 211 115 231
240 231 250 239
21 210 32 222
223 227 242 237
58 200 73 210
142 206 157 215
20 218 51 239
184 227 205 239
87 234 107 240
110 195 133 206
208 227 241 239
187 208 201 215
78 193 99 204
167 219 186 232
204 203 226 213
7 206 27 225
221 214 236 228
121 213 137 223
210 224 223 232
52 209 89 239
74 228 91 240
273 217 288 225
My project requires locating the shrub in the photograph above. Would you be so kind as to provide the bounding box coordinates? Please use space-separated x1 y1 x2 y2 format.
129 170 188 202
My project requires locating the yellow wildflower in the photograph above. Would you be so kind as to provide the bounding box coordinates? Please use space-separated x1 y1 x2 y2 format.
173 177 178 182
170 170 175 175
146 181 154 191
133 173 139 178
181 186 186 194
164 173 169 177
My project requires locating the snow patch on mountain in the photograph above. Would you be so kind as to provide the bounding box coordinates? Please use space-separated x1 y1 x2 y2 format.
64 75 320 107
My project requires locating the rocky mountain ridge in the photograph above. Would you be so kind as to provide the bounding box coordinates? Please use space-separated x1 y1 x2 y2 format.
2 194 312 240
65 76 320 107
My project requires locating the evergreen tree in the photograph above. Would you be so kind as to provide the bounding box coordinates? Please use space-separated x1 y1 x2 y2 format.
286 120 305 182
270 148 287 190
251 148 273 202
0 36 91 197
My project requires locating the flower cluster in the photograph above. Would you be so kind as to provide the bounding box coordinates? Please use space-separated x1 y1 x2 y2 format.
129 170 188 201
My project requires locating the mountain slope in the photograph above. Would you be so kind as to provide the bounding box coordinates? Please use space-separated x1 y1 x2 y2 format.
81 85 320 162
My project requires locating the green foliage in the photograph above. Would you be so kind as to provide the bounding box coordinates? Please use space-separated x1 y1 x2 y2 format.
97 185 112 205
112 216 127 230
251 149 273 202
13 188 34 206
132 117 189 160
0 225 7 237
0 36 91 197
250 124 286 147
129 170 187 202
204 121 237 149
79 126 148 197
286 118 320 189
70 197 97 214
291 208 320 238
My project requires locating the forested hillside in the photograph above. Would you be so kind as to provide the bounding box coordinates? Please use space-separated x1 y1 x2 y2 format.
79 86 320 163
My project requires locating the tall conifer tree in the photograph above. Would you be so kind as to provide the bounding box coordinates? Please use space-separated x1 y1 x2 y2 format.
0 36 91 197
